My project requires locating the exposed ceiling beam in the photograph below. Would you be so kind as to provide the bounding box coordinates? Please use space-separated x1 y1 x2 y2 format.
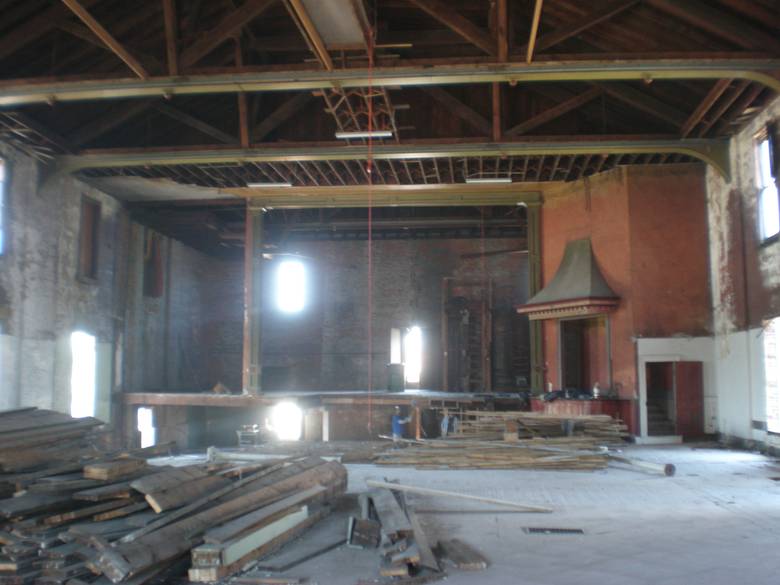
520 0 640 56
596 82 688 127
506 87 602 136
61 0 149 79
6 111 76 153
681 79 731 138
526 0 544 63
1 59 777 106
0 0 100 62
179 0 278 69
162 0 179 76
421 87 491 136
57 137 731 179
406 0 496 56
287 0 334 71
646 0 780 54
70 100 157 146
153 103 236 144
252 92 313 141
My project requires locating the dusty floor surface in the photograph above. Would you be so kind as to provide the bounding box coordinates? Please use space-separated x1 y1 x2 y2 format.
217 443 780 585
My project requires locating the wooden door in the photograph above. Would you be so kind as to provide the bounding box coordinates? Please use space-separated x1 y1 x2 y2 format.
674 361 704 437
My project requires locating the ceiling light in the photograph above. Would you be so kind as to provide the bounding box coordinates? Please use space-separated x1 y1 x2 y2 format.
335 130 393 139
246 182 292 188
465 177 513 184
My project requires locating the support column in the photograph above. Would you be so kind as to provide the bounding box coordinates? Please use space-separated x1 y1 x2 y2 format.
526 201 544 392
242 205 264 394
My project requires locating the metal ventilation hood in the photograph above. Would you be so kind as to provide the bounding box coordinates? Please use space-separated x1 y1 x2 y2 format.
517 238 619 320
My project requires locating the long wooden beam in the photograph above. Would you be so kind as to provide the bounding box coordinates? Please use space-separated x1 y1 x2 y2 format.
61 0 149 79
521 0 639 56
526 0 544 63
252 92 313 141
1 59 777 106
56 137 731 178
179 0 278 69
406 0 496 56
421 87 491 136
506 87 602 136
70 100 157 146
680 79 731 138
162 0 179 76
153 103 237 144
596 82 688 127
287 0 334 71
646 0 780 54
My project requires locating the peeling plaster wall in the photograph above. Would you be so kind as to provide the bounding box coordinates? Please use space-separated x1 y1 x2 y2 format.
707 95 780 448
0 144 127 420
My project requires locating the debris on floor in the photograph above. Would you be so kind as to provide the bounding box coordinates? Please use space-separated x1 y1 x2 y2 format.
0 408 347 585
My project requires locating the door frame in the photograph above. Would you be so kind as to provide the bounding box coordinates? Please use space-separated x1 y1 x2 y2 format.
638 354 683 442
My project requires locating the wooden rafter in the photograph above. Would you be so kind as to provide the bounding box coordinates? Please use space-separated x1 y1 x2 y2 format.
521 0 640 55
406 0 495 56
696 79 749 137
287 0 333 71
646 0 780 54
421 87 491 136
61 0 149 78
154 103 236 144
526 0 544 63
71 100 157 146
680 79 731 138
162 0 179 76
506 87 602 136
179 0 277 69
596 82 688 128
251 93 313 141
234 39 250 148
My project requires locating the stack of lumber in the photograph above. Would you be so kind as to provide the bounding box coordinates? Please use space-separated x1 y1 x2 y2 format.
454 411 629 443
0 408 348 585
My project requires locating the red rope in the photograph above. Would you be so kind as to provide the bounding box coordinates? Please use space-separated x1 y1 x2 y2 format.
366 29 375 436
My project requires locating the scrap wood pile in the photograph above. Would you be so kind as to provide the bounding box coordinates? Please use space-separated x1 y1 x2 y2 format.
0 408 348 585
454 411 629 444
375 411 634 471
348 480 498 583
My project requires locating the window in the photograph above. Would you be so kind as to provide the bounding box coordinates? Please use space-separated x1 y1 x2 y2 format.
757 129 779 242
403 326 423 385
143 231 164 298
765 317 780 434
137 407 156 448
276 260 306 313
78 197 100 280
0 158 6 255
70 331 96 419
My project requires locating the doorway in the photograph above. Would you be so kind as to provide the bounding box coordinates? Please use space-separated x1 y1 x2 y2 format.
645 362 676 436
642 360 704 438
559 315 609 392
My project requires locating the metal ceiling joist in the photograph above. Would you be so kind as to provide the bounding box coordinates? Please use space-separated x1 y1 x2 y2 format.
57 138 731 179
1 59 778 107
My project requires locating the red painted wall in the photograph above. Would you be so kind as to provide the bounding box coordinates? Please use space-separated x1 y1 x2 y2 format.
539 165 711 434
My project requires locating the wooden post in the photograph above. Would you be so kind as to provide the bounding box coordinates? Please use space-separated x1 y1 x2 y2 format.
526 202 543 392
242 205 263 394
414 406 422 440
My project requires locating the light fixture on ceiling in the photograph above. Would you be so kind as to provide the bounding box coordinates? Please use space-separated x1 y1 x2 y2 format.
465 177 513 184
246 182 292 188
335 130 393 139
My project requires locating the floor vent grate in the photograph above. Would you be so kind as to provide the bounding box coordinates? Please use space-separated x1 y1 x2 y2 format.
524 528 585 535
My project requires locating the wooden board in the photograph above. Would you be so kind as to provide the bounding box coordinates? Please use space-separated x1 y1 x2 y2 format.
145 475 231 513
437 538 487 570
83 459 147 482
370 489 412 538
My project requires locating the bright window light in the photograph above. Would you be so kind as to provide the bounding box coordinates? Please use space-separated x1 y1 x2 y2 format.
404 326 423 384
137 407 156 448
269 402 303 441
0 158 6 255
390 328 402 364
70 331 96 418
765 317 780 434
757 137 780 241
276 260 306 313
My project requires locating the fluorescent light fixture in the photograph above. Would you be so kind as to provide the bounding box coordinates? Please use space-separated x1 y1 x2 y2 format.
335 130 393 139
465 177 513 184
246 182 292 188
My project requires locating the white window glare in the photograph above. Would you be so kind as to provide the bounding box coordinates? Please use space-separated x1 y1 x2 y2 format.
137 407 156 448
70 331 96 419
276 260 306 313
404 326 423 384
757 137 780 240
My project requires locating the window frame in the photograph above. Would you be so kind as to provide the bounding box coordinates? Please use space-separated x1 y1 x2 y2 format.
77 196 101 282
755 124 780 245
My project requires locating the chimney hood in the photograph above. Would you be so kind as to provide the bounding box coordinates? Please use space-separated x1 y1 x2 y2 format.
517 238 619 320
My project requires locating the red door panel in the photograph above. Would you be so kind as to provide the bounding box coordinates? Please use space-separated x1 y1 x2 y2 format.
675 361 704 437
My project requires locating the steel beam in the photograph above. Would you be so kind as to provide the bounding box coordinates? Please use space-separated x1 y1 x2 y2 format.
58 138 731 179
1 59 778 107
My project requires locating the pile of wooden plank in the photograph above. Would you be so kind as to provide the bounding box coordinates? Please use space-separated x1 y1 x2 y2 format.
356 482 492 583
453 411 629 443
0 408 348 585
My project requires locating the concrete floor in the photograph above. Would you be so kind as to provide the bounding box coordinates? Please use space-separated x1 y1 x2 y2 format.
244 444 780 585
